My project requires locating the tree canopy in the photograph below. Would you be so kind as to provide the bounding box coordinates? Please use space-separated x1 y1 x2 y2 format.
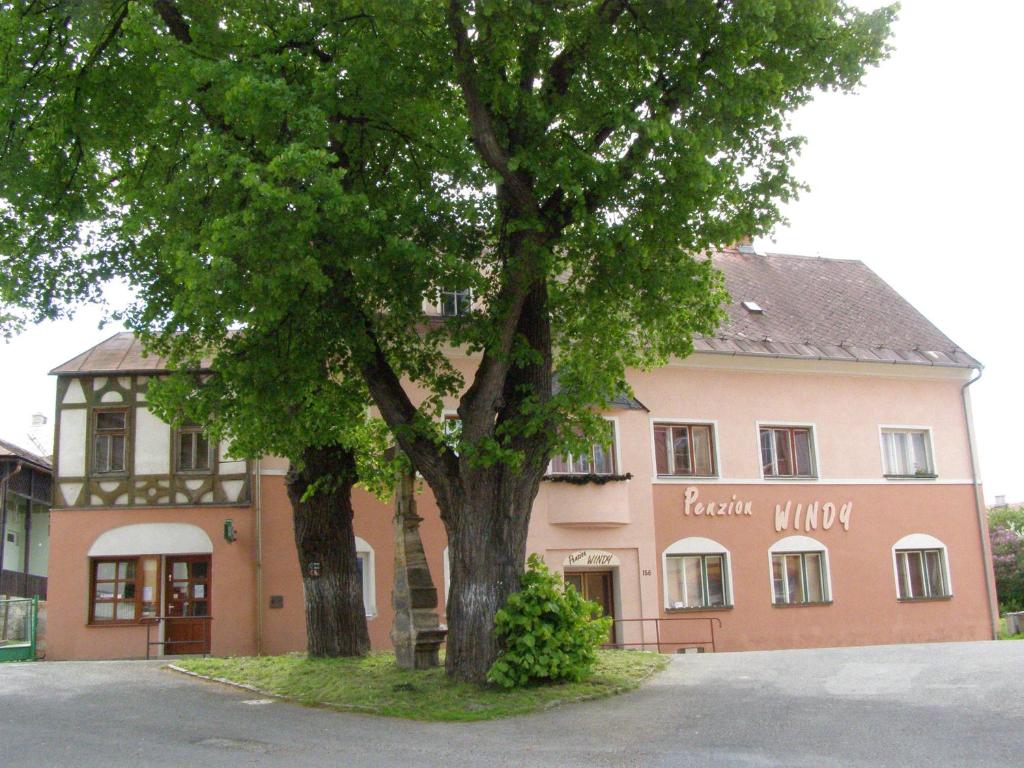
1 0 895 681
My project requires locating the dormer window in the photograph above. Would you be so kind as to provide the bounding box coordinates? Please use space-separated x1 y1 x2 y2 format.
440 288 473 317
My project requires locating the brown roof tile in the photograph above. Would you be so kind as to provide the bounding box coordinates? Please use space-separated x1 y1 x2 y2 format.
50 249 980 375
0 438 52 471
704 248 979 368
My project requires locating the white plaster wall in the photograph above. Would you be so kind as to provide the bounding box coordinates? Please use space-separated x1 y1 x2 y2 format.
57 409 87 478
134 407 170 475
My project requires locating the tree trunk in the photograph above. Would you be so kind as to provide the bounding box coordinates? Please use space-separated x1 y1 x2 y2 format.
285 444 370 657
444 279 553 683
443 472 541 682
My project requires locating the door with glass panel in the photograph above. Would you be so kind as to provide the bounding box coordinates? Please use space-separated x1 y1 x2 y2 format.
564 570 616 644
165 555 211 654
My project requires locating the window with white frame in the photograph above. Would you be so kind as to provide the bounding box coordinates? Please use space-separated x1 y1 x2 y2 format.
354 536 376 617
770 536 830 605
893 534 950 600
881 428 935 477
663 537 732 609
653 422 716 477
548 421 617 475
760 425 815 478
440 288 473 317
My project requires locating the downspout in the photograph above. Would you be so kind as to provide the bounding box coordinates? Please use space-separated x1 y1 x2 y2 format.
961 367 998 639
254 457 264 655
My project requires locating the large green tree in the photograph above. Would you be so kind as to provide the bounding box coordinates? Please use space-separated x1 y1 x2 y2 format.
1 1 894 682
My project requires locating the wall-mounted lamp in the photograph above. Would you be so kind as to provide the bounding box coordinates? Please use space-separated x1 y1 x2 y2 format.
223 519 238 543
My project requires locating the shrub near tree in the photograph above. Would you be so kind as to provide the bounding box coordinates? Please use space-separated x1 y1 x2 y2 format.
488 555 613 688
990 506 1024 614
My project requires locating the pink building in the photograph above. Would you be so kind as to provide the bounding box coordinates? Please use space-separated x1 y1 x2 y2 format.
43 247 998 659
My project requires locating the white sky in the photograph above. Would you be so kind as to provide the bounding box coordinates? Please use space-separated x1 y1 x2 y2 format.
1 0 1020 503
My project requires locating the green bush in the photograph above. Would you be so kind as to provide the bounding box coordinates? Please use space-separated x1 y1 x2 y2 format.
488 554 613 688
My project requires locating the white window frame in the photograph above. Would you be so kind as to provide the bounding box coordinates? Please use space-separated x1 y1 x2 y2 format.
662 537 733 609
354 536 376 618
649 418 720 481
439 287 474 317
878 425 937 479
547 416 621 476
756 421 820 480
891 533 952 599
768 535 832 605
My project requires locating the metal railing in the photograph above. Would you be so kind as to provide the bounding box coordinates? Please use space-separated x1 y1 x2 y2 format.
606 616 723 653
0 596 38 662
145 616 212 659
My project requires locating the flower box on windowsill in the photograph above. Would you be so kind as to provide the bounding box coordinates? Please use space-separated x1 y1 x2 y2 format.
542 472 632 485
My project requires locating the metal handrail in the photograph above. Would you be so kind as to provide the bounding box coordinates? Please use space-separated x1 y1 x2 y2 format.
606 616 723 653
145 615 212 659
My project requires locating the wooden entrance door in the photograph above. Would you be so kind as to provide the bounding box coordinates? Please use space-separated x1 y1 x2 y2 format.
164 556 211 655
565 570 616 644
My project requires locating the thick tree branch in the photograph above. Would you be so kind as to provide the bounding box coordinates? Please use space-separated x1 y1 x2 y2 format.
541 0 627 107
446 0 536 214
152 0 191 44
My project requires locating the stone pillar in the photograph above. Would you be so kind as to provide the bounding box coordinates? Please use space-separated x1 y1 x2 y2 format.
390 469 447 669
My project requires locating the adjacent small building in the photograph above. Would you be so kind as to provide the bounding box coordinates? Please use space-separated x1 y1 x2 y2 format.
42 247 999 660
0 439 52 599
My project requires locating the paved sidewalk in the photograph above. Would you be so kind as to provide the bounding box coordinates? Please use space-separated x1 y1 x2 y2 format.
2 641 1022 767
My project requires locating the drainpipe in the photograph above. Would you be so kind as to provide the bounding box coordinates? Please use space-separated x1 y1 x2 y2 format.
254 457 264 655
961 367 998 639
0 463 24 589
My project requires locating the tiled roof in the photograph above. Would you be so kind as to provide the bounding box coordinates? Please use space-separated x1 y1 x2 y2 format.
49 248 980 374
0 438 52 471
50 332 213 375
696 247 980 369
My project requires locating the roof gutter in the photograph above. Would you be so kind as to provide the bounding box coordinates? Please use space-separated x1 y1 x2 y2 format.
961 367 998 639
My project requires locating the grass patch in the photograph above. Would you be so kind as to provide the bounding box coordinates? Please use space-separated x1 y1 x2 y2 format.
998 617 1024 640
171 649 668 721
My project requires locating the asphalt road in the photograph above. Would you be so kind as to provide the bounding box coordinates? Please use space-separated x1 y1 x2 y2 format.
1 641 1022 767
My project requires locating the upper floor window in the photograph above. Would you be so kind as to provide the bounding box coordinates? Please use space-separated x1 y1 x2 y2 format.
881 428 934 477
176 423 211 473
549 425 616 475
440 288 473 317
93 410 127 474
760 425 815 478
653 423 715 477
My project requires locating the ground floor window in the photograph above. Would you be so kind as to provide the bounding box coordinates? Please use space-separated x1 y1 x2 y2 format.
892 533 951 601
666 554 728 608
355 536 376 617
90 556 159 623
772 552 828 604
895 550 948 599
769 536 831 605
662 537 732 609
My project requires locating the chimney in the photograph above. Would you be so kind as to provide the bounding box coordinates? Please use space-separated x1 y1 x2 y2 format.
994 494 1007 508
28 412 51 457
732 235 757 254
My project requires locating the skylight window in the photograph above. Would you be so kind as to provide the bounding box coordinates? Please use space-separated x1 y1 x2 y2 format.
742 301 764 313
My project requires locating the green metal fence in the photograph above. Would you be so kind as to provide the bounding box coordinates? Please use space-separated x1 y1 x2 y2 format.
0 596 38 662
